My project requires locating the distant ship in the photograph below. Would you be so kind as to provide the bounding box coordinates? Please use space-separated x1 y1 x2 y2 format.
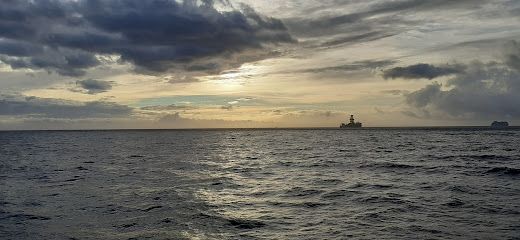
491 121 509 129
340 115 362 128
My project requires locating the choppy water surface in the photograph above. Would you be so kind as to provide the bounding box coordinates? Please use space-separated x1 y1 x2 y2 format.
1 129 519 239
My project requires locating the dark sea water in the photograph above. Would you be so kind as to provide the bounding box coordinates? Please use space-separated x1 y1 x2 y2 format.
1 129 519 240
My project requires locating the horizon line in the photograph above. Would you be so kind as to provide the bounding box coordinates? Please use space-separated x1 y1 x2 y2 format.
1 126 519 132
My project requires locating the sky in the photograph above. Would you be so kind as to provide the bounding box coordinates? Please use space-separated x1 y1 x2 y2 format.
1 0 520 129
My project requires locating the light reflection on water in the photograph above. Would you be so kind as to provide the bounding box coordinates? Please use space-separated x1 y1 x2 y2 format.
1 129 519 239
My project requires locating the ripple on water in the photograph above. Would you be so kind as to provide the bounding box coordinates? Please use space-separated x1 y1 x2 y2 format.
1 129 519 239
283 187 325 197
484 166 520 176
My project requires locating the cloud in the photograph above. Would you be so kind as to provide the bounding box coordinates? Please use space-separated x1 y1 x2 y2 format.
374 107 385 114
366 0 485 14
381 89 409 95
0 0 294 76
156 112 258 128
236 97 254 101
300 60 396 73
256 59 398 83
272 110 346 127
0 47 99 77
319 31 398 47
75 79 112 94
399 40 520 120
0 111 262 130
504 40 520 71
286 0 486 38
261 59 398 81
406 82 443 108
219 97 257 110
221 105 234 111
383 63 465 80
0 94 132 119
163 75 199 84
0 38 42 56
140 104 197 111
405 60 520 119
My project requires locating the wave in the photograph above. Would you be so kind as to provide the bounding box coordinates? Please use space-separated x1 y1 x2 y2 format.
195 212 266 229
268 201 329 208
485 167 520 176
426 154 517 161
115 222 137 229
313 178 343 185
141 205 163 212
445 185 477 194
228 218 266 229
355 195 408 205
350 182 394 189
443 198 466 207
0 213 51 221
321 189 358 199
360 162 417 169
408 225 444 234
465 155 515 161
283 187 324 197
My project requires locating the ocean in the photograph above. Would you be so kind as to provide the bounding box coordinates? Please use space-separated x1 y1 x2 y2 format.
1 129 519 239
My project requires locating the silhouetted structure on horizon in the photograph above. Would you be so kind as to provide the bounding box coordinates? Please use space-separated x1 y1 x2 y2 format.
340 115 362 128
491 121 509 129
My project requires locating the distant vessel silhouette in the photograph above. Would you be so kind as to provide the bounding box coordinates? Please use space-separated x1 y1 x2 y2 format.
340 115 362 128
490 121 509 129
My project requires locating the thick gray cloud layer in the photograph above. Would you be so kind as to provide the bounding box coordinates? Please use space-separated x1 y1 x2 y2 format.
0 40 99 76
0 0 293 76
404 44 520 119
0 94 132 118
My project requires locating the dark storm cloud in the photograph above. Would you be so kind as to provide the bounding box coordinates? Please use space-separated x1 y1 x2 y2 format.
75 79 112 94
0 0 293 76
0 48 99 77
383 64 465 80
0 94 132 119
0 39 42 56
405 59 520 118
